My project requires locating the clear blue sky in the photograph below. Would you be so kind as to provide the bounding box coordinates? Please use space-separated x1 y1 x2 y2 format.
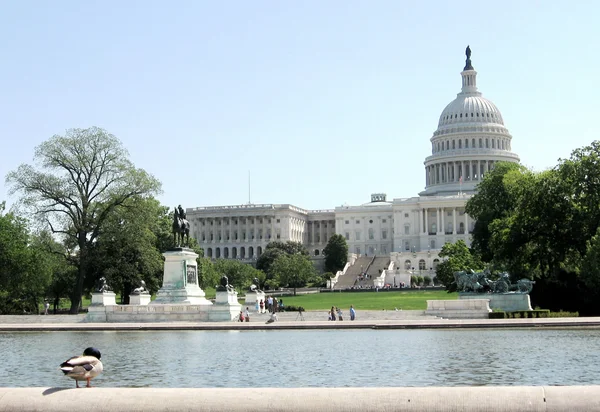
1 1 597 212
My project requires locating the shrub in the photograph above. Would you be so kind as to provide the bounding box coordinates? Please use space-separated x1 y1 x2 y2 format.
283 305 305 312
417 276 424 285
423 276 432 286
489 311 506 319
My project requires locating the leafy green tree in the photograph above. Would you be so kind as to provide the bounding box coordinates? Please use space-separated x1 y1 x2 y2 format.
6 127 161 313
270 253 316 295
0 204 59 313
323 234 348 273
256 241 309 286
466 162 528 262
212 259 263 292
85 197 167 303
435 240 483 291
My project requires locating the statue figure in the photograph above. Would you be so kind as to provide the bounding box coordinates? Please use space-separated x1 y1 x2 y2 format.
172 205 190 247
95 277 111 293
464 45 474 71
217 275 235 293
131 280 148 295
454 269 535 294
248 277 262 293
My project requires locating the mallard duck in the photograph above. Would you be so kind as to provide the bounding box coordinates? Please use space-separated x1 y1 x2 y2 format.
60 347 103 388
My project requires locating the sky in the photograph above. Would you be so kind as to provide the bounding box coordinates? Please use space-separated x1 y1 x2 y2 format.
0 1 598 212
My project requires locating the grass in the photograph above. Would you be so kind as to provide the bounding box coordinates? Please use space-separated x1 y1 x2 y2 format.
277 290 458 311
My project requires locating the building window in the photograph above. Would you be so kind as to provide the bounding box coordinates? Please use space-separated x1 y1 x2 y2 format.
382 219 387 223
404 213 409 218
404 259 411 269
404 241 410 251
368 228 374 240
355 231 361 241
355 220 360 224
234 231 238 240
345 220 349 224
210 233 214 241
345 232 350 240
276 219 280 223
419 259 426 270
382 230 387 239
404 224 410 235
369 219 373 224
430 240 436 249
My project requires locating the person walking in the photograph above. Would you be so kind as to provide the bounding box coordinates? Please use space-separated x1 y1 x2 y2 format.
44 301 49 315
330 306 336 321
259 299 265 314
245 307 250 322
349 305 356 321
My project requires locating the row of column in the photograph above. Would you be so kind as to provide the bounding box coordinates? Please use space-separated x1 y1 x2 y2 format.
198 215 276 243
425 160 495 186
307 220 335 245
417 207 470 235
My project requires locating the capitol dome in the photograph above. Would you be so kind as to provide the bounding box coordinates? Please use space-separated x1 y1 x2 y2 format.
420 46 520 197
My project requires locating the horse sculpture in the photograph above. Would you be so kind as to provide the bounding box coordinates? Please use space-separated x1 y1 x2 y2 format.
172 205 190 247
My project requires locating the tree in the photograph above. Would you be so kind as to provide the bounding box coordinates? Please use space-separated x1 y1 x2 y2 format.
6 127 161 313
435 240 483 291
0 204 59 313
323 234 348 273
466 162 528 262
212 259 263 292
270 253 316 295
85 197 168 303
256 241 309 287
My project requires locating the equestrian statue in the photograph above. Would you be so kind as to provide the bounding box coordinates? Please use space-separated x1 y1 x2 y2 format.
172 204 190 247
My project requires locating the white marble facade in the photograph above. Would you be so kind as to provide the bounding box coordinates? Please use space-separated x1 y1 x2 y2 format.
187 48 520 277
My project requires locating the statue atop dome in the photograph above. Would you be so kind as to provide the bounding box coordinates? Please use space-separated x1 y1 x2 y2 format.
464 45 474 71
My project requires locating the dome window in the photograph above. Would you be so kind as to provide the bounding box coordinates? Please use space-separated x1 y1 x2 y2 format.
465 140 469 148
460 113 462 118
471 113 474 117
459 140 462 149
476 113 479 117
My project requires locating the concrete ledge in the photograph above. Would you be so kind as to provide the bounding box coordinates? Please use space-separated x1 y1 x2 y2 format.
1 386 599 411
4 317 600 331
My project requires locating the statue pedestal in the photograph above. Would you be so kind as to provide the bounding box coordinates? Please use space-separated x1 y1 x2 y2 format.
460 293 533 312
87 292 117 322
210 290 241 321
244 290 265 311
90 292 116 306
129 293 151 305
152 248 211 305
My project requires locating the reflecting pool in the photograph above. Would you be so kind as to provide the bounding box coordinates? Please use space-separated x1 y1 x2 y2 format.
2 328 598 388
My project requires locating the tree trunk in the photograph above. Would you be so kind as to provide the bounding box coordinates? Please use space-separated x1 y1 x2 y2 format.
69 235 87 314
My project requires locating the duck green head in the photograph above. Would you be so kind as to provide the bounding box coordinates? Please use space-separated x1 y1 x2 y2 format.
83 347 101 360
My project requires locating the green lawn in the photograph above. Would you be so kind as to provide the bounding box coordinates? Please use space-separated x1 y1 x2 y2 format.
278 290 457 311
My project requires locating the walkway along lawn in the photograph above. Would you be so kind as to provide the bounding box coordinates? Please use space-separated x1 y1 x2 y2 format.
278 290 458 311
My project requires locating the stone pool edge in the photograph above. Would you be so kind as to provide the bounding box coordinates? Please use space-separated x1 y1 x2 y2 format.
1 386 599 412
1 317 600 331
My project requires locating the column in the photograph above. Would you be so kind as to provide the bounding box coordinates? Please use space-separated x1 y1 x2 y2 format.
441 207 445 234
319 220 324 245
452 208 457 235
419 209 423 234
424 208 429 234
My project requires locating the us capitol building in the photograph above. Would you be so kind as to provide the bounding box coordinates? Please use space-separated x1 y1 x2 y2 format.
187 47 520 284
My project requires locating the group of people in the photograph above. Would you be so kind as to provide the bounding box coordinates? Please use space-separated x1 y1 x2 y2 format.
238 307 251 322
328 305 356 321
257 296 283 314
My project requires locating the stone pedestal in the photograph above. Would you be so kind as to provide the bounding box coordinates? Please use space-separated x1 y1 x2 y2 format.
129 293 151 305
244 290 265 311
91 292 116 306
152 248 212 305
460 293 533 312
211 290 241 321
425 299 492 319
87 292 117 322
